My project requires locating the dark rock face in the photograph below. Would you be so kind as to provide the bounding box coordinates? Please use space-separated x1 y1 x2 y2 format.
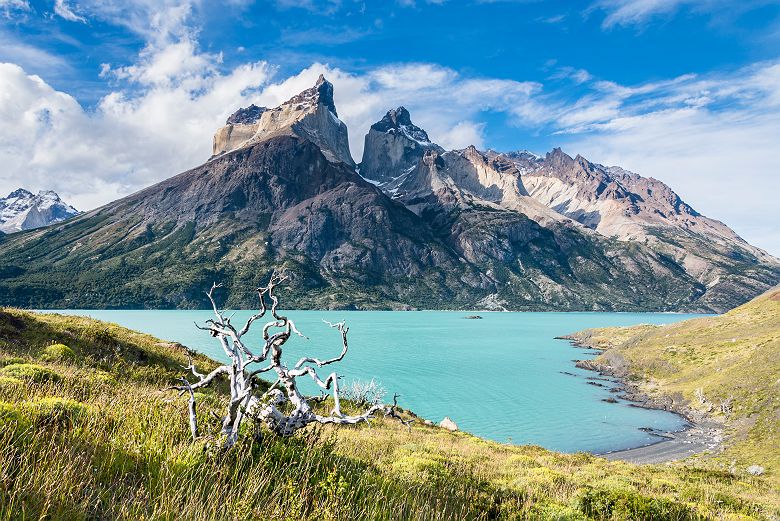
286 74 338 117
370 106 431 143
360 107 443 184
226 104 266 125
0 134 484 309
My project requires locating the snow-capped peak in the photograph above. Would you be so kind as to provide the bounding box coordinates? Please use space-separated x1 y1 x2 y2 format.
0 188 79 234
371 107 433 146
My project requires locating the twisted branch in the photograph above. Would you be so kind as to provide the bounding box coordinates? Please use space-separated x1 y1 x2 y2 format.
170 270 403 447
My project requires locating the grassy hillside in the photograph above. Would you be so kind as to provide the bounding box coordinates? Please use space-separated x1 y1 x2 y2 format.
568 286 780 484
1 308 778 520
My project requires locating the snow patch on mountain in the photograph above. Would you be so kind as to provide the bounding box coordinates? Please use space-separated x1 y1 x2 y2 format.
0 189 79 233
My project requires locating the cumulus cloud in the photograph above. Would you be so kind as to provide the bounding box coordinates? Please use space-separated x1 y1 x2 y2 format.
0 57 271 210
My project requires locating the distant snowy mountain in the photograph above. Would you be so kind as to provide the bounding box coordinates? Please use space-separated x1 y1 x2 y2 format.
0 189 79 233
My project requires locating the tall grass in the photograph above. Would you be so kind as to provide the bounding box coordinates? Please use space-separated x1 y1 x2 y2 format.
0 308 778 520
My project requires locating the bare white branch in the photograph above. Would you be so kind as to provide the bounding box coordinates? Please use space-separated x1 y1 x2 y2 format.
171 270 395 447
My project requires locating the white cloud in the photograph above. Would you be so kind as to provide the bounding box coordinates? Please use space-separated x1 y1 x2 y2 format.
0 31 71 76
241 62 538 160
593 0 780 28
0 56 271 211
0 0 30 19
58 0 196 44
436 121 486 150
595 0 694 27
54 0 87 23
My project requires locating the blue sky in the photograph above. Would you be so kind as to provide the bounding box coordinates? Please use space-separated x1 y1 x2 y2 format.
1 0 779 255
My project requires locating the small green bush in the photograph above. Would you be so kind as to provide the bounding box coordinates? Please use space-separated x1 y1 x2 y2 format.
0 363 61 383
84 370 116 385
0 376 22 387
531 503 587 520
40 343 76 362
25 397 87 427
579 488 700 520
0 357 26 367
0 401 24 425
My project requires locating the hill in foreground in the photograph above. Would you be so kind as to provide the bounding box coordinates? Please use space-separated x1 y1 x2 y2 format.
1 307 778 520
567 286 780 484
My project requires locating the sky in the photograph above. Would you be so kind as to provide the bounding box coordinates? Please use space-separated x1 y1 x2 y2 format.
1 0 779 255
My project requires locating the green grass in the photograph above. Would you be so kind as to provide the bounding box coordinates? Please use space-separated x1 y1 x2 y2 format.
0 308 778 520
568 286 780 486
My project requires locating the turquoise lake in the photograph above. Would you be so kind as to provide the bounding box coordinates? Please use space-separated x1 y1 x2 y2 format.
49 310 706 454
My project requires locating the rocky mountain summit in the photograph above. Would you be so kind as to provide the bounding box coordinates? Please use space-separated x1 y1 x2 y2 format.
212 74 354 167
0 77 776 311
0 189 78 234
360 110 779 312
359 106 443 184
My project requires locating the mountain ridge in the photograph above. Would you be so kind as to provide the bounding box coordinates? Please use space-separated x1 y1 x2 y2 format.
0 77 776 312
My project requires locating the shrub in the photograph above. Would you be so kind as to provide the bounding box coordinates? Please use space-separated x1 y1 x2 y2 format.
579 488 700 520
531 502 587 520
392 453 450 482
0 356 26 367
88 370 116 385
341 378 386 406
41 343 76 362
0 401 24 425
0 376 22 387
1 363 61 383
25 397 87 427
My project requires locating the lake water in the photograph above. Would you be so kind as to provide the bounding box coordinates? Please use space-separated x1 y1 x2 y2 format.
48 309 705 453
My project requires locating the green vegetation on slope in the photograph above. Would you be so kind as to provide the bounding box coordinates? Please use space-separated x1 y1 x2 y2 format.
568 286 780 484
0 308 778 520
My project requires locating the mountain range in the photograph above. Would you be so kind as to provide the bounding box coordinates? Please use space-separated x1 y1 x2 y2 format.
0 189 78 234
0 76 776 311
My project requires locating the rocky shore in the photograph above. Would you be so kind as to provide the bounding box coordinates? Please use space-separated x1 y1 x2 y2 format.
560 333 725 464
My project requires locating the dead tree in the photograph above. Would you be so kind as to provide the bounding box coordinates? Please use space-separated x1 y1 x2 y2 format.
173 271 389 448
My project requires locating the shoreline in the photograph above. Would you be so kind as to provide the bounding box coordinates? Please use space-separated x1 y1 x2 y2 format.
559 334 724 464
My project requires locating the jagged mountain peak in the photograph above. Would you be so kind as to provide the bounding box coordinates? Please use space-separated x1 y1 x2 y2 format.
282 74 338 117
372 106 413 129
213 75 354 166
360 106 442 183
0 188 79 234
545 147 575 168
370 106 433 145
6 188 34 199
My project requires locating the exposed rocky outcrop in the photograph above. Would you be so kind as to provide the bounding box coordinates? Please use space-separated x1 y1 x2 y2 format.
0 189 79 234
359 106 442 184
213 75 354 167
514 148 778 310
439 417 459 431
